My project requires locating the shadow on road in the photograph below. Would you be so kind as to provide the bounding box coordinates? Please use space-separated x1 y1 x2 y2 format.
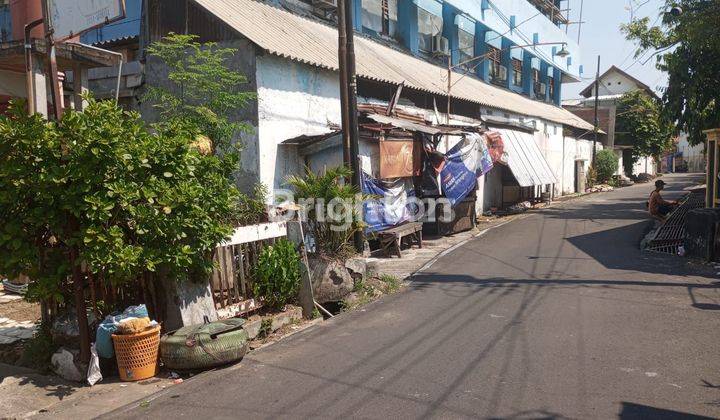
618 402 715 419
410 274 720 311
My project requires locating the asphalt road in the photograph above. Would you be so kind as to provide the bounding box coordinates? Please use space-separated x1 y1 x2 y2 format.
109 173 719 420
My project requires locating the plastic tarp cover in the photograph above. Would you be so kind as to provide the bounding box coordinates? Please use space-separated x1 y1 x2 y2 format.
495 129 557 187
362 173 417 232
439 133 494 206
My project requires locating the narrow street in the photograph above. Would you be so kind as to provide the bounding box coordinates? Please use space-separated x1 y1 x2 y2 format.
108 173 719 419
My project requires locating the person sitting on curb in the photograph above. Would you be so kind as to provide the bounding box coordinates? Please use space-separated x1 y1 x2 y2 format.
648 179 678 220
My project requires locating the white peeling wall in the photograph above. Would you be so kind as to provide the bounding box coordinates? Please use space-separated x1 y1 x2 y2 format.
256 55 343 194
533 120 564 196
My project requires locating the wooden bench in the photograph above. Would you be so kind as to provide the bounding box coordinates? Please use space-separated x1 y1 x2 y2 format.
378 222 423 258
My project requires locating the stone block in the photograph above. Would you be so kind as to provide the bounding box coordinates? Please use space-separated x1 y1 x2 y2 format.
308 257 354 303
270 306 302 332
243 316 262 340
0 335 19 345
158 274 218 331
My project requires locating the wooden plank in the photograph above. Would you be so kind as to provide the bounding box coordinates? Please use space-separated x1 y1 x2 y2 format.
231 245 241 302
222 222 287 246
238 245 247 298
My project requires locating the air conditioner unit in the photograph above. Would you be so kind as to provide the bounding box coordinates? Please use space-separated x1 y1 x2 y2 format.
498 65 508 82
432 35 450 56
535 82 546 95
313 0 337 10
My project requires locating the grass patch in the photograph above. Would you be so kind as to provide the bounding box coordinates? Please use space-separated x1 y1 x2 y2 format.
19 326 58 372
378 274 401 293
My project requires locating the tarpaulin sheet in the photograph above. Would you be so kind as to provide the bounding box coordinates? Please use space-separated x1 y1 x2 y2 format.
362 172 416 232
439 133 493 206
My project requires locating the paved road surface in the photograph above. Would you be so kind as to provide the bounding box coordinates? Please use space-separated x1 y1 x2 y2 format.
109 173 719 419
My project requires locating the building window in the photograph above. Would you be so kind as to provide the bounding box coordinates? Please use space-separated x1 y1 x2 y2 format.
457 28 474 69
548 76 555 99
532 68 543 96
417 7 442 52
512 58 523 87
361 0 397 37
487 46 506 85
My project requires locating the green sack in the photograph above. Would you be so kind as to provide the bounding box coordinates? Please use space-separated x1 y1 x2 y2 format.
160 317 249 371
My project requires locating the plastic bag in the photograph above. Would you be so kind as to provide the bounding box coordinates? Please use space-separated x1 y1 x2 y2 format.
95 304 149 358
87 343 103 386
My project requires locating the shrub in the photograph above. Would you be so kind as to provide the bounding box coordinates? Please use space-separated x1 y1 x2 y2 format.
594 149 619 183
0 99 240 304
253 239 301 310
286 166 367 258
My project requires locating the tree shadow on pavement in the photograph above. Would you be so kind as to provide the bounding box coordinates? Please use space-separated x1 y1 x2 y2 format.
564 220 713 277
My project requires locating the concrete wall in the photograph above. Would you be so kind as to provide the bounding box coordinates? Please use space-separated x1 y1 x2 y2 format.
304 136 379 178
482 166 503 211
677 132 706 172
631 156 656 176
141 38 260 193
255 55 342 192
587 71 643 97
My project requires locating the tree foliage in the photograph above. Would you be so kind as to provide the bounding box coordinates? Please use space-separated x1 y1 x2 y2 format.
143 33 255 154
621 0 720 145
253 239 301 311
286 166 365 258
615 90 674 171
594 149 619 183
0 99 239 302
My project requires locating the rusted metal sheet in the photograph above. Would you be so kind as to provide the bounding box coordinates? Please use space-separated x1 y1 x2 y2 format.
379 140 420 179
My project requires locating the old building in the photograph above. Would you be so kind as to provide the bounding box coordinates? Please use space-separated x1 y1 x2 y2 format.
563 65 658 177
1 0 601 220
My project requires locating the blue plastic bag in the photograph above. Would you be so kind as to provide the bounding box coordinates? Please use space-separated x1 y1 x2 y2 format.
95 304 148 358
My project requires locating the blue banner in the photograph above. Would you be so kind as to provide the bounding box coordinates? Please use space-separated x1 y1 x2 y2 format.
439 134 493 206
362 172 415 233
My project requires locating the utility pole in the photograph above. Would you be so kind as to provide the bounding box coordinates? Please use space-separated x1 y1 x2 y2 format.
40 0 63 120
337 0 350 167
337 0 364 252
592 54 600 167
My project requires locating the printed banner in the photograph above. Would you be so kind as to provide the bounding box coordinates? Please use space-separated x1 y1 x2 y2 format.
362 172 416 232
439 133 493 206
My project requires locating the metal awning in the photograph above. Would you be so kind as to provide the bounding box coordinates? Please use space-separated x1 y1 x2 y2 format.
0 39 121 72
495 128 557 187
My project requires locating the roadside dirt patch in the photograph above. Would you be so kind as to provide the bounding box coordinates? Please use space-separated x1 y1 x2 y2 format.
0 299 41 323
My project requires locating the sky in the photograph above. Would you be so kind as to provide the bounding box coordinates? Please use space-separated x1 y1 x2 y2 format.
562 0 668 99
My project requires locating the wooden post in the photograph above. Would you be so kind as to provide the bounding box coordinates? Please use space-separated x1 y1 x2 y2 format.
704 129 720 208
72 64 89 111
286 221 315 319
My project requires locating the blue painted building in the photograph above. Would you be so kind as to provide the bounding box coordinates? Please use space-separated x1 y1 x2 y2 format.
353 0 579 105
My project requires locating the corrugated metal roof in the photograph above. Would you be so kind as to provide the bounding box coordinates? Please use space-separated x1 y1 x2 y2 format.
191 0 595 131
497 128 557 187
365 114 468 135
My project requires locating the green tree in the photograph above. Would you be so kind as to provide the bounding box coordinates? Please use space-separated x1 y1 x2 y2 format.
0 98 239 303
143 33 255 154
621 0 720 145
594 149 619 183
615 90 674 174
